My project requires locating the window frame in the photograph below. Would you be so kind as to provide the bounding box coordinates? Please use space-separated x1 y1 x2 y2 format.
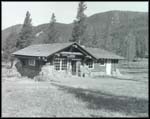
86 60 94 69
61 58 67 70
99 59 105 66
54 58 61 71
54 58 68 71
28 59 36 66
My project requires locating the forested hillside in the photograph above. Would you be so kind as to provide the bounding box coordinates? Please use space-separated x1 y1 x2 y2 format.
2 10 148 60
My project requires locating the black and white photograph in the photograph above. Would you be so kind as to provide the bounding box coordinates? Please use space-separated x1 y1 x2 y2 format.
2 1 148 117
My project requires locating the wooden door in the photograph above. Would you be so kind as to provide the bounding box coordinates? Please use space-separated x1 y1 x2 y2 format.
71 61 76 75
76 61 81 76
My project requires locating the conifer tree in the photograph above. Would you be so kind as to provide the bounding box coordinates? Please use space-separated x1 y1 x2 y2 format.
136 36 146 58
16 11 33 49
70 2 87 44
92 28 98 47
125 32 136 61
3 32 16 61
87 26 99 48
3 30 17 68
44 13 59 43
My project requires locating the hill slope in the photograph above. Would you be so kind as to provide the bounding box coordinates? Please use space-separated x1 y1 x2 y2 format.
2 10 148 58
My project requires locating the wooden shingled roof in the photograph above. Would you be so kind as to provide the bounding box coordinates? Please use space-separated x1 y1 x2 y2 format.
12 42 73 57
12 42 124 60
84 47 124 60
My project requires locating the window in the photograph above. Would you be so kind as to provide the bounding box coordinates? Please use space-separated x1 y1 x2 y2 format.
111 59 118 64
54 58 61 70
28 59 35 66
99 59 105 66
21 60 26 66
54 58 68 71
86 61 94 68
61 59 67 70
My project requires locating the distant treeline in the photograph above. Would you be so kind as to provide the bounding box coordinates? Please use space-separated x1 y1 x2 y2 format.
2 2 148 62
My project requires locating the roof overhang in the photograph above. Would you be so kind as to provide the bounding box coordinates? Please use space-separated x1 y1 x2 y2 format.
46 42 97 60
12 42 124 61
60 51 83 56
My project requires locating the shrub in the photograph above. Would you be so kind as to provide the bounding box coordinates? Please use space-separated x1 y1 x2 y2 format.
34 75 45 81
15 61 41 78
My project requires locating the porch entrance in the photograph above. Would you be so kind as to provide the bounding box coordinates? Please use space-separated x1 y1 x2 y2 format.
71 61 76 75
71 60 81 76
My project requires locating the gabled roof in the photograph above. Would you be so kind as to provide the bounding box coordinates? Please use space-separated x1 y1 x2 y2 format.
12 42 124 60
12 42 74 57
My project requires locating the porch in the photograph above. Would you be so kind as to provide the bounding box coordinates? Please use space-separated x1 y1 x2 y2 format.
49 51 94 77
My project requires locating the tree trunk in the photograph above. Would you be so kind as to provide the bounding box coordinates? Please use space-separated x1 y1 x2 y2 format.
9 58 14 69
10 60 13 68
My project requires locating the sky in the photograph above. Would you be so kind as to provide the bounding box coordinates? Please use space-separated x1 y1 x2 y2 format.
2 2 148 30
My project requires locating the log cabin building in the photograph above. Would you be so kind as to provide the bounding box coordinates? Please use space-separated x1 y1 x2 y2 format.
12 42 124 78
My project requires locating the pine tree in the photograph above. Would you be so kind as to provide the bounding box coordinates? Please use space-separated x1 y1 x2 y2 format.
91 31 98 47
3 32 16 60
70 2 87 44
16 11 33 49
3 30 17 67
89 26 98 48
104 22 114 51
44 13 59 44
136 36 146 58
125 32 136 61
105 35 113 51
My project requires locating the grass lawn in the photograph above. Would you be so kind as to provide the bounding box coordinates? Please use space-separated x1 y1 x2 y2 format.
2 60 149 117
2 81 91 117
